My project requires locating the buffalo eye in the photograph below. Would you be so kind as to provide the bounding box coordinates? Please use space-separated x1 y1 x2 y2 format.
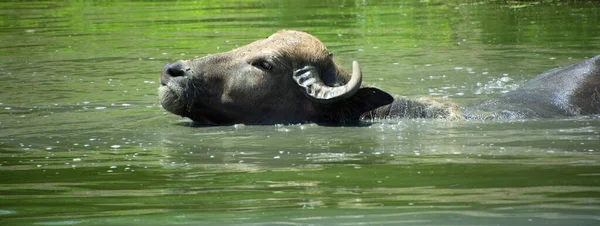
253 61 273 71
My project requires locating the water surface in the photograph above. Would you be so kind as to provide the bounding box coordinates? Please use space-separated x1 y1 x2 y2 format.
1 1 600 225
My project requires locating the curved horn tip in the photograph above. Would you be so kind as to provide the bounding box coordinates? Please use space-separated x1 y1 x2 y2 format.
353 61 360 72
349 60 362 89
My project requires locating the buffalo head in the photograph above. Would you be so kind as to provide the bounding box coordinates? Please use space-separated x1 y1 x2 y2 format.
158 30 393 125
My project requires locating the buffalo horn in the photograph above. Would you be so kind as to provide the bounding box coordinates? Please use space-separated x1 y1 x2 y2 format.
293 61 363 103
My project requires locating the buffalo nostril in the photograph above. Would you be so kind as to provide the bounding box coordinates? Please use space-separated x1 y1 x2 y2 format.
167 67 185 77
165 61 191 77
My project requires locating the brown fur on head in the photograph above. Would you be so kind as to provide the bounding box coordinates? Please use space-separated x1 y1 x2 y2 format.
266 30 331 64
158 30 393 125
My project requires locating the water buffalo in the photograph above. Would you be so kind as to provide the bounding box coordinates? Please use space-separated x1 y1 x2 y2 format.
158 30 600 125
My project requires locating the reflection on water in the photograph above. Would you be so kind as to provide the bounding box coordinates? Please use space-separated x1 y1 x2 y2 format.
1 0 600 225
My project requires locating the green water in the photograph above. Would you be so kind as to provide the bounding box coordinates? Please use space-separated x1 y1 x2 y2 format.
1 0 600 225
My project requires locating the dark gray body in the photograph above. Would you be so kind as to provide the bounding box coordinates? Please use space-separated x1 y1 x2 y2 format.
467 55 600 118
366 55 600 120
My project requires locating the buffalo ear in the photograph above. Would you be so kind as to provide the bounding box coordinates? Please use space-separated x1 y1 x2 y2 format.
319 87 393 124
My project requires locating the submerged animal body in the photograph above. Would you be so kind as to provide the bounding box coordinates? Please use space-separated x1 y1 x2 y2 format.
158 30 600 125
